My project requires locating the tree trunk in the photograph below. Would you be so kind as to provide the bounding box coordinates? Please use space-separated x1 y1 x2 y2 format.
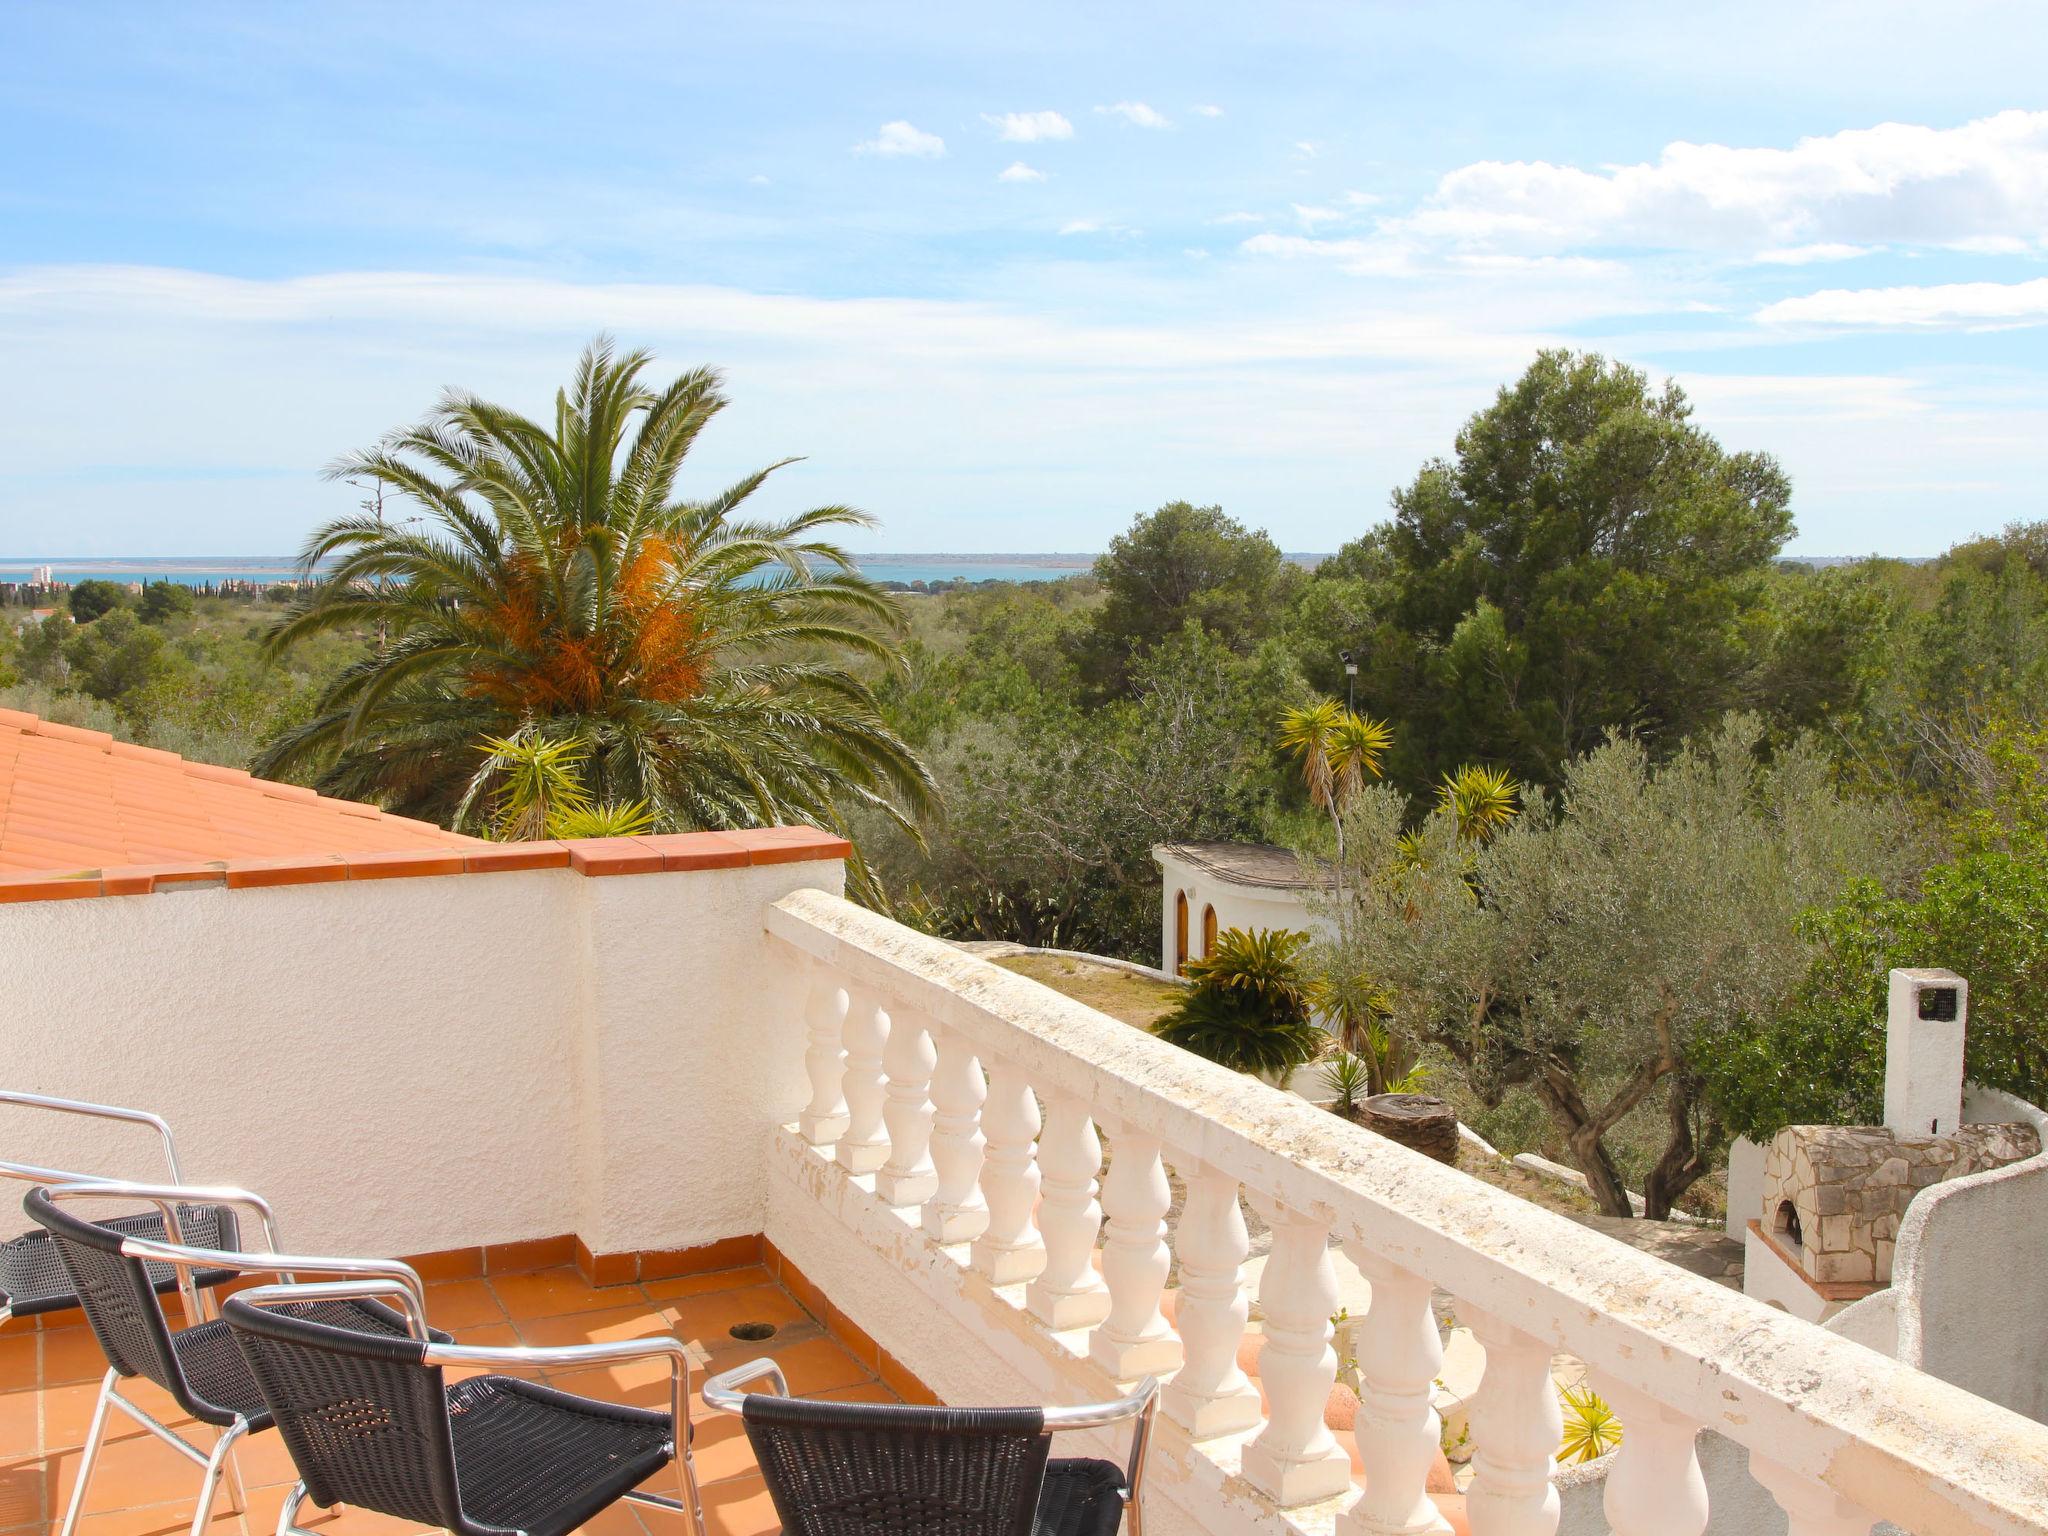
1642 1078 1714 1222
1528 1069 1638 1219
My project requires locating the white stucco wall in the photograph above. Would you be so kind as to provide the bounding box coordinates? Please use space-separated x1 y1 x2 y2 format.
0 858 833 1258
1889 1085 2048 1424
1153 851 1323 975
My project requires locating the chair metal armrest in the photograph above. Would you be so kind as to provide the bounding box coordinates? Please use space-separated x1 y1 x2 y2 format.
41 1177 286 1253
421 1334 694 1462
700 1356 790 1414
234 1277 435 1341
1044 1376 1159 1531
0 1090 185 1184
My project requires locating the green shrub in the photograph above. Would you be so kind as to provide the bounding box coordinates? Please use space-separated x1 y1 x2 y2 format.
1156 927 1326 1075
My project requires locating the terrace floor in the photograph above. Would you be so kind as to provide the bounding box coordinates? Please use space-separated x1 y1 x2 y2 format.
0 1264 895 1536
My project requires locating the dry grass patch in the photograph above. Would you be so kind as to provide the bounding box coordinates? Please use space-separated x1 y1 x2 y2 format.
992 953 1183 1032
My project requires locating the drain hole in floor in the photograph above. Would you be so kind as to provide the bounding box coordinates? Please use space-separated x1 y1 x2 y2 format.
729 1321 778 1342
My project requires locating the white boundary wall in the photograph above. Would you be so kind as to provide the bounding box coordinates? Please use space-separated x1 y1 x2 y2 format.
0 860 835 1257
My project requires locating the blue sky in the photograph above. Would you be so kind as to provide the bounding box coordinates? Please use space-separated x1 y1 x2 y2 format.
1 2 2044 558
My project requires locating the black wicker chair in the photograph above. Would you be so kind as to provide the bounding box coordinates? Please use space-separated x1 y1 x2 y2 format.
24 1181 454 1536
224 1278 704 1536
701 1357 1158 1536
0 1090 241 1327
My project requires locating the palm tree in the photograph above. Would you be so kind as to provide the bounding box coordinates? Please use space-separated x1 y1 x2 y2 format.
257 339 937 862
1275 698 1393 870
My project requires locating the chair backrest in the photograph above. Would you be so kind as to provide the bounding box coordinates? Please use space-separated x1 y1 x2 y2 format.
741 1394 1054 1536
22 1187 188 1398
223 1293 465 1530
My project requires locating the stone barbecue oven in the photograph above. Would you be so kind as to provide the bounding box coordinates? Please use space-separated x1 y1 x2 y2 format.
1760 1120 2040 1287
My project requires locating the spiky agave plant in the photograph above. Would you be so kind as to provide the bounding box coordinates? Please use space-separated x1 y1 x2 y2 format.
1156 927 1326 1075
257 338 937 868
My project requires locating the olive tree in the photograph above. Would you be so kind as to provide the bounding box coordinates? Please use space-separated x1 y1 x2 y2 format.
1306 716 1908 1218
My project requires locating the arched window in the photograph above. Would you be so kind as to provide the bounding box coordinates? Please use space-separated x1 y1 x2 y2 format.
1201 904 1219 958
1174 891 1190 974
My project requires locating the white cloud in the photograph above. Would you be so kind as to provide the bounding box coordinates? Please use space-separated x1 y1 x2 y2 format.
1751 243 1873 265
747 174 770 187
1210 211 1264 225
982 110 1073 143
1096 102 1171 130
1294 141 1321 159
852 120 945 158
1388 110 2048 257
1058 219 1101 236
998 161 1046 184
1757 276 2048 329
1341 190 1382 208
1291 203 1348 230
1193 104 1224 118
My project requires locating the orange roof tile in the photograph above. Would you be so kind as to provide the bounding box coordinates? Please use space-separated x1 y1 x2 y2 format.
0 708 478 877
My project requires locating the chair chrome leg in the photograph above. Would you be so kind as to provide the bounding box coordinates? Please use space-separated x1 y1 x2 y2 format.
678 1437 706 1536
55 1368 118 1536
275 1482 312 1536
185 1416 245 1536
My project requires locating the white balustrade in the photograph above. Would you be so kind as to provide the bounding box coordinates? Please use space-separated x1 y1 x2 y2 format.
797 966 849 1146
1088 1124 1181 1379
766 891 2048 1536
922 1026 988 1242
1341 1252 1451 1536
1160 1157 1261 1437
1026 1091 1111 1329
875 1003 938 1206
971 1062 1045 1284
1749 1457 1873 1536
835 989 890 1174
1463 1307 1561 1536
1596 1378 1707 1536
1242 1198 1352 1506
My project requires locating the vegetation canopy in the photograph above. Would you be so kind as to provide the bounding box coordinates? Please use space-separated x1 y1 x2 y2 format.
256 338 936 863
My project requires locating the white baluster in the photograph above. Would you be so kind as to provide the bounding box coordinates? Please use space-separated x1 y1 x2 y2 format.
1026 1093 1110 1329
972 1063 1045 1284
1340 1251 1452 1536
1242 1198 1352 1506
1160 1157 1261 1437
1088 1124 1182 1379
875 1004 937 1206
797 967 849 1146
836 990 890 1174
1463 1307 1560 1536
1595 1378 1706 1536
1749 1456 1873 1536
923 1026 988 1242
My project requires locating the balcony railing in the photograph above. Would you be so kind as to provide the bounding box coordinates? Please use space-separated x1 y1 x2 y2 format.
765 885 2048 1536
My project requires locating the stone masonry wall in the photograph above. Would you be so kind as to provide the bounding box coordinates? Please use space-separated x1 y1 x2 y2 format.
1760 1122 2039 1285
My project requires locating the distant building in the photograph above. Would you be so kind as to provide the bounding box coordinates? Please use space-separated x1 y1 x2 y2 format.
1152 841 1330 974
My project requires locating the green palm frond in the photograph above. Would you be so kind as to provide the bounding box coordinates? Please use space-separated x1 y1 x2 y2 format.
260 338 935 860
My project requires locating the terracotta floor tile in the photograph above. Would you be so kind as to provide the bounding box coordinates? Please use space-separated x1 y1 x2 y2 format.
752 1336 873 1396
52 1428 210 1514
0 1392 35 1462
0 1455 44 1533
701 1471 777 1536
73 1494 247 1536
489 1268 643 1322
227 1425 304 1491
436 1321 520 1384
661 1286 807 1352
513 1304 678 1351
640 1267 772 1302
0 1336 35 1394
40 1328 113 1387
42 1379 195 1456
579 1501 654 1536
422 1280 507 1333
545 1360 678 1409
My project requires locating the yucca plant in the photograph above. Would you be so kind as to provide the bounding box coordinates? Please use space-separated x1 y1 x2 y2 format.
257 338 936 869
1436 763 1520 844
473 732 656 841
1320 1051 1372 1113
1157 927 1326 1075
1277 699 1394 878
1557 1383 1623 1465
